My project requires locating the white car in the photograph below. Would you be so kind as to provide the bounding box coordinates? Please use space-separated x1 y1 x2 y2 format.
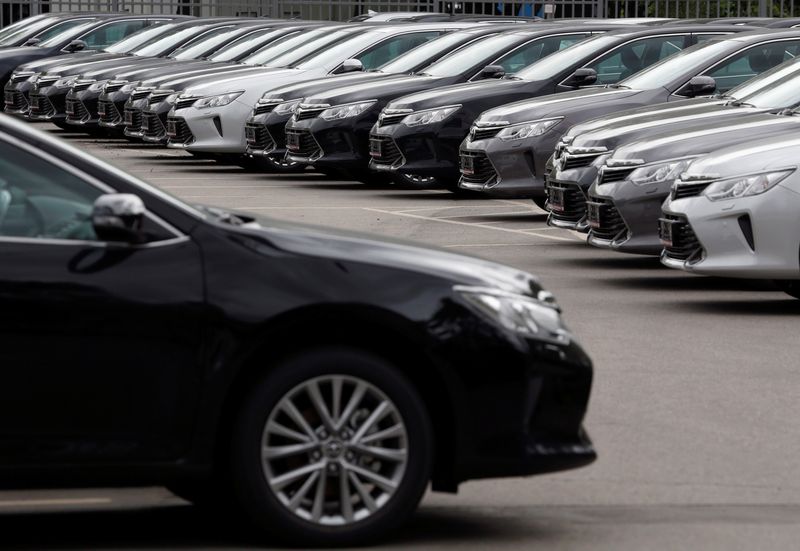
165 24 462 154
659 133 800 298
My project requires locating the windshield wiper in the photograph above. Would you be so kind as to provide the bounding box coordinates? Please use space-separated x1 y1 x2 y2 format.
729 100 755 108
199 205 257 227
607 83 629 89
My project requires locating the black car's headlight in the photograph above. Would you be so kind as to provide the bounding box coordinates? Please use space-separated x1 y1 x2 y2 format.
455 285 570 344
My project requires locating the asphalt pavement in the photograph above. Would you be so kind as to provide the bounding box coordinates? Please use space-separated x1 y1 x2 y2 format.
3 124 799 550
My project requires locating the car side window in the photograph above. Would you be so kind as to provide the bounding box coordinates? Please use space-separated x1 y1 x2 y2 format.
694 33 729 44
78 20 148 50
356 32 441 70
33 19 94 42
703 40 800 93
0 140 103 241
493 34 588 74
585 35 689 84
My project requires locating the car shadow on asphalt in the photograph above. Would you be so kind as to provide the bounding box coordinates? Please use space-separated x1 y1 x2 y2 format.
552 254 664 271
661 298 800 316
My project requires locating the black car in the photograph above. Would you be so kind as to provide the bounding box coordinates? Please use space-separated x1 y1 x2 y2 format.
460 29 800 202
367 25 753 189
242 24 543 171
281 23 627 181
0 13 107 48
0 14 185 89
0 113 594 546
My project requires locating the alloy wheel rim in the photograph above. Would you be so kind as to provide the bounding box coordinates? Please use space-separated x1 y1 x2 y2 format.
261 374 408 526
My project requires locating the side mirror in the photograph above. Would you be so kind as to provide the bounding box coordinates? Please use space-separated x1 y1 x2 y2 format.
340 58 364 74
91 194 146 243
478 64 506 80
64 39 87 53
677 75 716 98
563 67 597 88
23 37 41 46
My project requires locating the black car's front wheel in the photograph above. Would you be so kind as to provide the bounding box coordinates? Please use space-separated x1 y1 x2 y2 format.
230 348 433 546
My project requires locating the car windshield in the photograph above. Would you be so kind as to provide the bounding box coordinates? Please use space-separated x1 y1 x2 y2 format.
279 29 366 69
134 25 214 57
242 28 344 66
513 33 621 80
730 59 800 108
169 26 251 60
104 22 178 54
618 40 734 89
377 31 494 74
37 20 96 48
416 32 531 77
208 28 288 62
0 16 58 45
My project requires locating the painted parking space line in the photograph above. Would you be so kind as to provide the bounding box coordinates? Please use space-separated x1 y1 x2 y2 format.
0 498 112 508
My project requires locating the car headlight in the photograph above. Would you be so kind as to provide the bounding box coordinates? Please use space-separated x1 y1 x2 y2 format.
272 98 300 115
702 169 794 201
55 75 79 88
496 118 562 141
320 100 376 121
88 80 108 92
193 91 244 109
455 286 570 344
401 105 460 127
628 158 694 187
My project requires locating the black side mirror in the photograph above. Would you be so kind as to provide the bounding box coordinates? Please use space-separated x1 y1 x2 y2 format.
677 75 716 98
478 65 506 80
563 67 597 88
91 194 146 243
23 37 40 46
339 58 364 74
64 39 87 53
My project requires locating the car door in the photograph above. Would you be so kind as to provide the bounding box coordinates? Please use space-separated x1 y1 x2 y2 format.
0 135 205 466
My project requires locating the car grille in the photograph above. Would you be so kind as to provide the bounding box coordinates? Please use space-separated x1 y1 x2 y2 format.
378 112 407 127
294 106 326 121
369 135 403 167
142 111 165 139
460 150 497 186
124 107 142 132
562 153 601 170
286 129 321 159
149 92 173 105
245 123 276 151
98 99 122 125
254 101 279 115
671 181 712 200
660 213 703 262
587 195 627 241
28 93 56 118
600 166 635 184
547 180 586 223
166 116 194 145
65 98 89 122
72 80 94 92
175 96 198 110
470 126 503 141
130 90 152 101
4 89 27 111
10 72 34 83
104 82 126 93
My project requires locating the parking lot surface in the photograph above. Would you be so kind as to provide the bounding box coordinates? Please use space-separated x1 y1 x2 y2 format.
2 124 799 550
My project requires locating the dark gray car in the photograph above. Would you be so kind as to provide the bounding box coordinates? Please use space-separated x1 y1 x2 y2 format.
459 29 800 204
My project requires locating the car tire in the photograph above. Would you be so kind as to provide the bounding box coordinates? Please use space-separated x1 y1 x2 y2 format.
532 196 548 210
391 173 439 189
229 348 433 547
263 154 306 173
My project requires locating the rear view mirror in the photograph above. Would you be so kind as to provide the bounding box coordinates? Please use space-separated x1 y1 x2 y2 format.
64 39 87 53
563 68 597 88
677 75 716 98
478 65 506 80
339 59 364 74
91 194 146 243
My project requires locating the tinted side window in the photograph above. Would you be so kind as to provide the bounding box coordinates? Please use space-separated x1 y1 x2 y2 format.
79 20 148 50
0 140 101 241
33 19 94 42
703 40 800 92
356 32 441 70
585 35 689 85
493 34 588 74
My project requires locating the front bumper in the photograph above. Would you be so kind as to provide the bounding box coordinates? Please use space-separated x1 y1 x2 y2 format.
141 100 174 144
168 100 252 154
544 159 605 232
285 111 377 170
123 97 149 139
65 86 102 127
660 184 800 279
3 78 35 117
28 85 69 121
98 88 133 129
244 109 291 160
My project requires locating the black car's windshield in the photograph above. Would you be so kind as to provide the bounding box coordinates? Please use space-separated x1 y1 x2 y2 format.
168 26 239 59
732 58 800 109
418 32 532 77
208 28 289 62
134 25 214 57
105 22 178 54
514 33 621 80
619 40 734 89
378 31 495 74
0 16 60 45
243 28 348 66
292 30 391 70
37 20 96 48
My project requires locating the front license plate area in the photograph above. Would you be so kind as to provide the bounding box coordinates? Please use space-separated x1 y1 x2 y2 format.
461 154 474 176
286 132 300 151
167 120 176 137
245 126 255 143
98 102 106 116
124 111 133 125
587 202 601 229
369 138 382 158
549 187 565 212
659 219 673 247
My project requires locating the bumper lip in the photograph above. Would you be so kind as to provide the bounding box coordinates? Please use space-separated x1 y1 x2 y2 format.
547 213 590 232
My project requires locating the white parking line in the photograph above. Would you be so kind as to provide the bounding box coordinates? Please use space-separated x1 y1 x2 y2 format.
436 210 538 219
362 208 580 242
0 498 112 508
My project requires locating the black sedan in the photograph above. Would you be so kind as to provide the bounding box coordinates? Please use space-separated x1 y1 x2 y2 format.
282 23 626 182
0 113 594 546
460 29 800 202
367 24 753 189
0 13 105 48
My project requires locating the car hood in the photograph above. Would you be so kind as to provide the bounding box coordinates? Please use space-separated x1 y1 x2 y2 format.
178 67 306 96
683 135 800 180
305 74 443 106
242 214 546 298
610 113 800 163
386 78 531 111
260 71 403 102
18 51 117 73
39 53 131 76
477 87 641 124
